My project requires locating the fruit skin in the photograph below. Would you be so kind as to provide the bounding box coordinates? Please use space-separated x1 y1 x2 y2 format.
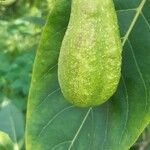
58 0 122 107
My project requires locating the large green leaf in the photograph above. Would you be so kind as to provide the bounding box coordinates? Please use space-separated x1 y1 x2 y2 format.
26 0 150 149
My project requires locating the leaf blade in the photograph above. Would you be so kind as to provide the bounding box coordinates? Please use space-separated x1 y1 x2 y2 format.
26 0 150 149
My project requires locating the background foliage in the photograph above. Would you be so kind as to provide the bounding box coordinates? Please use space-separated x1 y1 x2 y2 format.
0 0 150 150
0 0 48 149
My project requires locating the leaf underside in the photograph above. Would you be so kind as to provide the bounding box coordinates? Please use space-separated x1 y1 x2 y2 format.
26 0 150 150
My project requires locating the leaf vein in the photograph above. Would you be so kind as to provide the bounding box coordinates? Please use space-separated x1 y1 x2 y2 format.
38 105 74 138
117 8 136 12
50 141 72 150
141 12 150 30
128 40 148 111
119 76 129 145
68 108 92 150
101 104 109 150
35 88 60 111
122 0 147 46
40 64 58 81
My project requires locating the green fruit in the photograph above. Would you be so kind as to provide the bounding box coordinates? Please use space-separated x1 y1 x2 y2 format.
58 0 122 107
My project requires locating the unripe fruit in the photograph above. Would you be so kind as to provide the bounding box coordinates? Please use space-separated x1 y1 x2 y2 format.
58 0 122 107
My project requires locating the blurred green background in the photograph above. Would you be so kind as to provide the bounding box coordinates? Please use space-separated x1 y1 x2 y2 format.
0 0 150 150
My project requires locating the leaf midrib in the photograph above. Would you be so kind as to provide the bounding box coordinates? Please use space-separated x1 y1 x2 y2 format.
122 0 147 46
